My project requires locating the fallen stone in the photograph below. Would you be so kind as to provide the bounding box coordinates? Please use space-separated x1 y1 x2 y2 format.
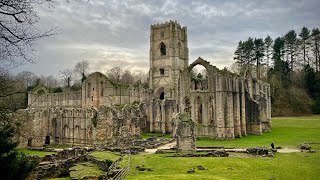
187 168 195 173
197 166 207 170
299 143 311 150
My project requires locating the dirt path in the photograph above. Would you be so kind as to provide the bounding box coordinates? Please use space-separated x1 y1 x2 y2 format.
276 148 301 153
144 141 301 154
195 147 301 153
144 141 176 154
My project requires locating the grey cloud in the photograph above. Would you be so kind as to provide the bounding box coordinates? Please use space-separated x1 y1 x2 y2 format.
14 0 320 76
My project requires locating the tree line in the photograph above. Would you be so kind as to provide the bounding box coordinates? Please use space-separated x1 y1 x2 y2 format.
233 27 320 115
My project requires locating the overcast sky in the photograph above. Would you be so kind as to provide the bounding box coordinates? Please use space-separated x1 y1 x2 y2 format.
15 0 320 76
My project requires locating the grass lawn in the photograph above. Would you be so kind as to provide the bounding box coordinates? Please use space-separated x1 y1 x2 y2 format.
69 162 104 179
125 115 320 179
126 152 320 180
89 151 120 161
17 148 55 157
196 115 320 149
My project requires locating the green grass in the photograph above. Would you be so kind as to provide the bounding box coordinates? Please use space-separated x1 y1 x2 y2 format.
17 148 55 157
196 115 320 149
89 151 120 161
125 116 320 179
69 162 104 179
126 152 320 180
141 132 171 139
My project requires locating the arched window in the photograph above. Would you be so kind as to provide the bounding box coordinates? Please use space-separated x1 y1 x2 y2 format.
160 42 166 56
100 82 104 96
160 92 165 100
156 87 165 100
160 68 164 75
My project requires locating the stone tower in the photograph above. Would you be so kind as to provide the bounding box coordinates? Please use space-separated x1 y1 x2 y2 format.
149 20 189 100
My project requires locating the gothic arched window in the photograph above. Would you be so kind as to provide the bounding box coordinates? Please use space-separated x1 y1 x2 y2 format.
160 42 166 56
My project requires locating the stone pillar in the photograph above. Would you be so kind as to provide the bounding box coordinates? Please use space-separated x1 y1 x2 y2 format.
233 92 241 137
216 91 225 139
149 102 154 132
226 92 234 139
161 102 166 133
173 113 196 153
240 81 247 136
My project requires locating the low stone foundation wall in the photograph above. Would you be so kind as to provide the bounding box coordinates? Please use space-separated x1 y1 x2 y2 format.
26 147 112 180
246 147 274 156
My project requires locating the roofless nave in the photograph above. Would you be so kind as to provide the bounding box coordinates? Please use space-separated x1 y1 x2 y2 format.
22 21 271 147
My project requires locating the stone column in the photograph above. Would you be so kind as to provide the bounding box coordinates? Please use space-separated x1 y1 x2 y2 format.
226 92 234 139
173 113 196 153
161 102 166 133
216 91 225 139
240 81 247 135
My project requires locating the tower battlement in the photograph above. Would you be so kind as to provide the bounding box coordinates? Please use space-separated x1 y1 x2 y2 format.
150 20 185 29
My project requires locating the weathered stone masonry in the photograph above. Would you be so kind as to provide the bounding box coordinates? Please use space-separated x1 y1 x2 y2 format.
22 21 271 146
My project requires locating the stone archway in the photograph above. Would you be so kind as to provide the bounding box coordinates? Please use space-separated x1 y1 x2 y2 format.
28 137 33 147
45 135 50 145
156 87 165 100
188 58 210 91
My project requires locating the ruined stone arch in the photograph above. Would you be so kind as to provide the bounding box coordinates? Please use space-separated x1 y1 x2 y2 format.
159 42 166 56
188 58 209 91
187 57 211 73
195 96 203 124
155 87 165 100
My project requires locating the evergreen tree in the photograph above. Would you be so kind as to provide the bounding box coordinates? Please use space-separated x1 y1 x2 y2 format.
234 41 245 65
264 35 273 69
311 28 320 71
284 30 298 70
254 38 265 79
273 37 285 62
299 27 311 66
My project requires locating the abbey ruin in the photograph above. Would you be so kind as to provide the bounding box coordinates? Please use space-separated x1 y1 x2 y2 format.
23 21 271 147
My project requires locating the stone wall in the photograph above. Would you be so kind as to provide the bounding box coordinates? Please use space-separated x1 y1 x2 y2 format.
20 105 145 147
23 21 272 145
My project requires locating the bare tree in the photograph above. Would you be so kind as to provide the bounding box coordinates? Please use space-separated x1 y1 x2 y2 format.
133 71 147 83
106 67 122 82
0 0 58 71
74 60 89 82
15 71 37 88
59 69 73 87
39 75 59 88
121 70 134 84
